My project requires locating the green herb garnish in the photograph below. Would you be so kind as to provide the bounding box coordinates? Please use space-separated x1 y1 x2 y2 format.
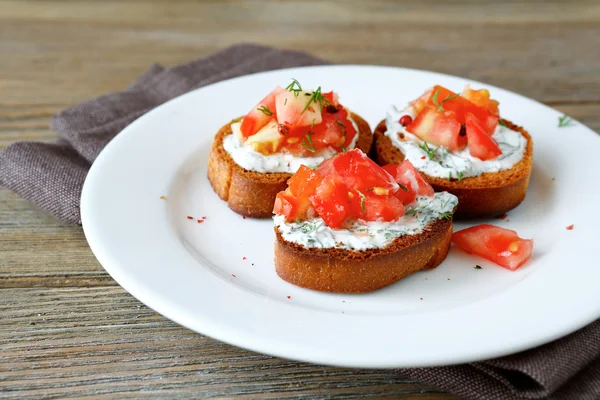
498 119 508 128
285 78 303 97
457 171 464 181
301 131 316 153
419 141 437 160
257 105 273 116
341 146 348 152
475 265 482 270
355 189 366 213
438 211 454 220
398 183 409 192
431 88 460 112
231 117 242 123
558 114 575 128
302 86 331 114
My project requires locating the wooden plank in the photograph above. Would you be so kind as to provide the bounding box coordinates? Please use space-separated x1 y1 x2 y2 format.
0 1 599 106
0 286 454 399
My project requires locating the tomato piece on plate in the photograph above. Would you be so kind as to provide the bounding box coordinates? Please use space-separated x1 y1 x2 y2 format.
452 224 533 270
359 191 405 222
406 106 466 151
309 172 351 228
461 85 500 117
240 86 284 138
382 161 434 205
465 113 502 160
275 90 323 128
322 91 339 106
331 149 398 192
273 190 302 222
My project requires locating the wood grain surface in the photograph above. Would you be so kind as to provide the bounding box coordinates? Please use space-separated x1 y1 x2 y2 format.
1 0 599 398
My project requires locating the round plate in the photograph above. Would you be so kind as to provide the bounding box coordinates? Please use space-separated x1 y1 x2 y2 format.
81 65 600 368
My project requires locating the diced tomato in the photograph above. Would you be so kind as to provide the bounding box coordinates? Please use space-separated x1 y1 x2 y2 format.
240 86 284 138
409 88 432 114
425 85 498 135
331 149 398 192
406 106 466 151
452 224 533 271
273 190 302 222
465 113 502 160
284 108 357 156
288 165 323 199
275 90 323 128
360 192 405 222
462 85 500 117
315 157 335 176
382 161 434 205
322 91 339 106
309 172 351 228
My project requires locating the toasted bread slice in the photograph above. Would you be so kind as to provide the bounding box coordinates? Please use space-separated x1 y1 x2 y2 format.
372 119 533 219
208 113 373 218
274 218 452 293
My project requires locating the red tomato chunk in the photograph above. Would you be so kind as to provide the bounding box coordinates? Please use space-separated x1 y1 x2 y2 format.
452 224 533 271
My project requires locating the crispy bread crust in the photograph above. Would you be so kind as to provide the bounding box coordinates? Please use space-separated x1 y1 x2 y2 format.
274 218 452 293
208 113 373 218
372 119 533 219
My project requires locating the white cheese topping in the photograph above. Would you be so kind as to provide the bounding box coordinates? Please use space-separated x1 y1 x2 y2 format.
384 105 527 179
274 192 458 251
222 118 359 174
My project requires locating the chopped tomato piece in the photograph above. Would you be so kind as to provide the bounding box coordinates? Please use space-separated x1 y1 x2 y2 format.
452 224 533 271
275 90 323 128
409 88 432 114
315 157 335 176
425 85 498 135
273 190 302 222
288 165 323 199
406 106 466 151
462 85 499 117
382 161 434 205
309 172 351 228
465 113 502 160
322 91 339 106
240 86 284 138
360 192 405 222
331 149 398 192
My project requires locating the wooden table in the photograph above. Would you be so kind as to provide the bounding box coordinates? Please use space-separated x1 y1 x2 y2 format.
1 1 599 398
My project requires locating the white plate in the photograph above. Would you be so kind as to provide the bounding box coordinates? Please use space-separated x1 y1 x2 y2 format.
81 65 600 368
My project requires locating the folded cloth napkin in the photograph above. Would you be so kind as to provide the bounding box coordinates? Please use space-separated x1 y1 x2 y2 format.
1 44 598 400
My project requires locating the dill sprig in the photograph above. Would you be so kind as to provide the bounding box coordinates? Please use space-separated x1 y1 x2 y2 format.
457 171 464 181
285 78 303 97
419 141 438 160
302 86 331 114
301 131 316 153
398 183 409 192
355 189 366 213
256 105 273 116
431 88 460 112
558 114 575 128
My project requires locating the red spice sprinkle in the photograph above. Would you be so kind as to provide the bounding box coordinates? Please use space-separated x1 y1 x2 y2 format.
202 216 207 220
231 274 236 278
420 155 426 160
186 216 193 220
197 220 204 224
498 213 508 220
566 224 574 230
242 216 247 220
242 257 247 260
287 296 291 299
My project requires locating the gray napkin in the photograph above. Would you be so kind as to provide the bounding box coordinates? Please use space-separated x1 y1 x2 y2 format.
0 44 598 400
